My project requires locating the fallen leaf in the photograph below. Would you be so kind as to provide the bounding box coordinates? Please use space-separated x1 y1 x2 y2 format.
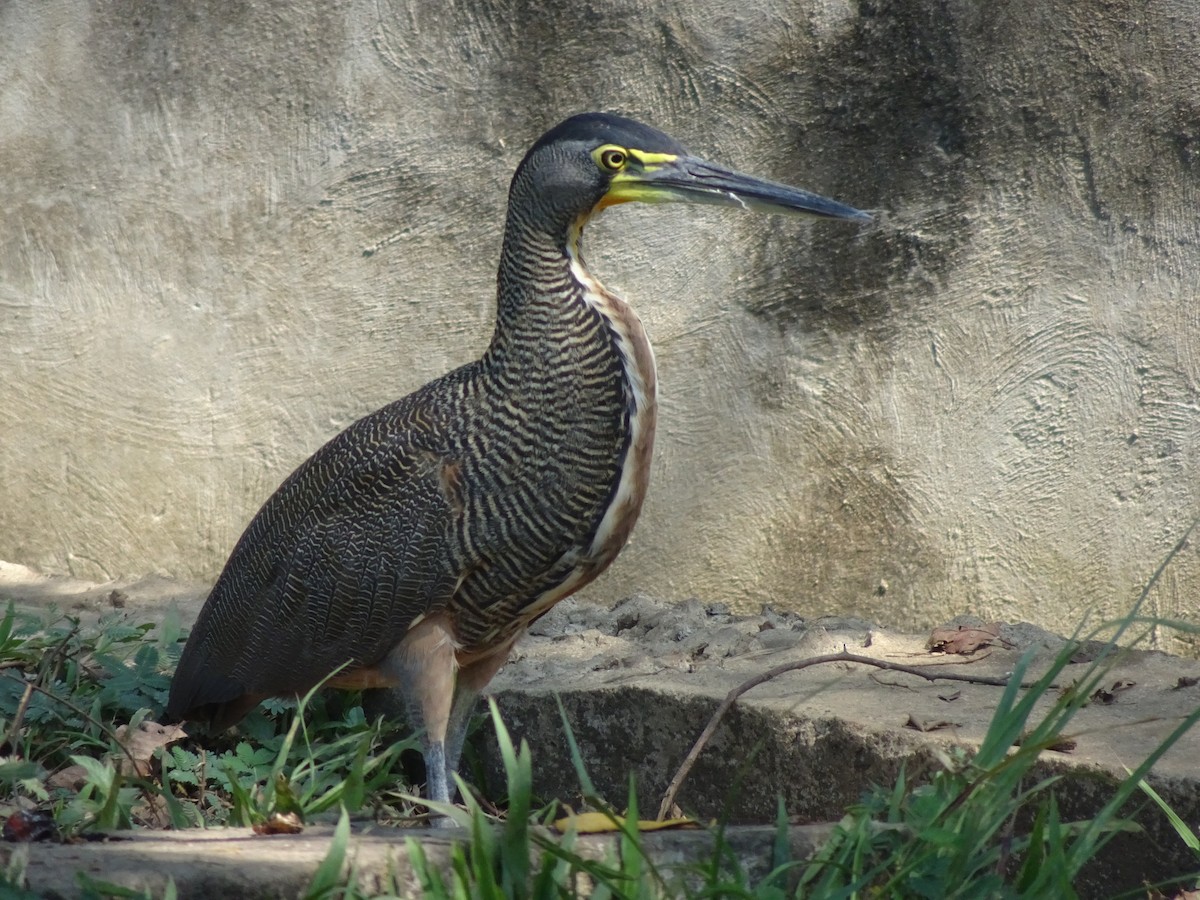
1015 732 1077 753
904 715 959 733
553 811 697 834
132 793 172 830
253 811 304 835
937 690 962 702
115 720 188 777
927 623 1002 655
48 764 90 791
1091 679 1136 705
1057 680 1084 702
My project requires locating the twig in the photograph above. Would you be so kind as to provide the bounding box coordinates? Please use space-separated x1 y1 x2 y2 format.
41 623 81 685
3 681 35 753
0 672 143 776
4 674 181 827
890 650 996 667
870 673 917 690
656 649 1053 821
198 748 209 814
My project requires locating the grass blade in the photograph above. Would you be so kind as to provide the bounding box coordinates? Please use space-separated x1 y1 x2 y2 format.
303 806 350 900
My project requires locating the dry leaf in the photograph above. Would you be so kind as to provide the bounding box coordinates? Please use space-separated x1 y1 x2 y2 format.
114 720 188 776
553 811 697 834
132 793 172 830
1015 732 1077 753
253 811 304 835
1091 679 1136 705
904 715 959 733
927 623 1002 655
47 764 90 791
937 690 962 702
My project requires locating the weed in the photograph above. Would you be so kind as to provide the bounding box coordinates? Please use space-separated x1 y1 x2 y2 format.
1 517 1198 898
0 602 418 836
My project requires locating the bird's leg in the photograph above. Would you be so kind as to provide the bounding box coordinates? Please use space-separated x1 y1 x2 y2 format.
422 738 452 809
441 681 480 797
442 646 516 801
379 614 459 823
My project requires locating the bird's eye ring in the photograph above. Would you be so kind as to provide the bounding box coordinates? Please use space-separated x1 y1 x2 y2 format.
599 148 627 171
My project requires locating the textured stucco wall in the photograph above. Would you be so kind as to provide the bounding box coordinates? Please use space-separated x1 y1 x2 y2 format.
2 0 1199 651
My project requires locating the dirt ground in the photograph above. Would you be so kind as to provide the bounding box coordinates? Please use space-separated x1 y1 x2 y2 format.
3 558 1198 794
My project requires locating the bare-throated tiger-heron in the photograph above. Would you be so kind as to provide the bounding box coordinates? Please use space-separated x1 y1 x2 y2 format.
167 112 870 816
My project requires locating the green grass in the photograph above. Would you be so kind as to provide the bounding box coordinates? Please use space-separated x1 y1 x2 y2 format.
0 530 1198 899
0 602 420 836
389 646 1200 900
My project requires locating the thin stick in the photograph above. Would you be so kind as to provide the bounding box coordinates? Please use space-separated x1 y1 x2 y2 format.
3 681 35 755
1 673 143 776
656 649 1051 821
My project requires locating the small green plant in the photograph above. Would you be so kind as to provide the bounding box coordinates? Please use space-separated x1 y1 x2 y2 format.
0 843 40 899
54 755 140 833
0 604 177 768
303 806 354 900
404 699 818 899
392 654 1200 899
74 872 177 900
0 601 419 836
404 698 674 898
1139 777 1200 856
797 520 1200 899
160 680 419 828
0 603 183 834
1137 776 1200 895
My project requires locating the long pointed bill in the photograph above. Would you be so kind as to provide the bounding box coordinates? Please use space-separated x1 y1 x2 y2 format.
604 152 871 223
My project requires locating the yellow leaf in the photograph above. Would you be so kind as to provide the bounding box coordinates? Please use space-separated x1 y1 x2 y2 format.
553 812 697 834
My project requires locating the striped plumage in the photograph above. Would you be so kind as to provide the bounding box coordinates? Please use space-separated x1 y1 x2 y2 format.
168 113 868 818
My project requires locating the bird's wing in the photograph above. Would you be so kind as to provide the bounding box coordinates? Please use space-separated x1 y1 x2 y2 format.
168 400 462 723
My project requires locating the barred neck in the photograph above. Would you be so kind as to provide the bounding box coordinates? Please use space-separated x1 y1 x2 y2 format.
485 211 597 366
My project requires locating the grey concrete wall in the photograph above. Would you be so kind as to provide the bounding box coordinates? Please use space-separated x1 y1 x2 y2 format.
2 0 1198 651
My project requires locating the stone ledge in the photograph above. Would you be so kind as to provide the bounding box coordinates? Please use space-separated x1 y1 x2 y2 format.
14 821 838 899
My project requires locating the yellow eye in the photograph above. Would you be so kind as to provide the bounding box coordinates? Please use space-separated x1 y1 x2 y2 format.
599 147 627 171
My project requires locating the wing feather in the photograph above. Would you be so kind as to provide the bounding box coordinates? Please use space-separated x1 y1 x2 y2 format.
168 401 460 723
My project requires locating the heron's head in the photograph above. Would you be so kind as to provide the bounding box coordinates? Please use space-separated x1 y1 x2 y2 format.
508 112 871 234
